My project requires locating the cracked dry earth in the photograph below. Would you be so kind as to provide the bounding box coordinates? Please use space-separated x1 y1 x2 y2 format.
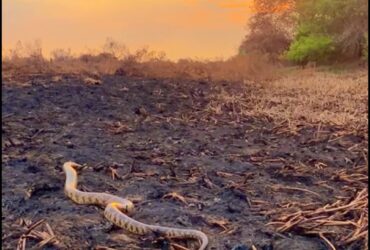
2 74 367 250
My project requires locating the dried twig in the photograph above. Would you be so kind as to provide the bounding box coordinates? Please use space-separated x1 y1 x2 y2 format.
271 185 322 198
162 192 188 205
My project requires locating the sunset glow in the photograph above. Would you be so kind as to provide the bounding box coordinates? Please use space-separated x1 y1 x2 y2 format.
3 0 254 60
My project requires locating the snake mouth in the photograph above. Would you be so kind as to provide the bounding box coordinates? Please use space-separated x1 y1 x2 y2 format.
64 161 83 169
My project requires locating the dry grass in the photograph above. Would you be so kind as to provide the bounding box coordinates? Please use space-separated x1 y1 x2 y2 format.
206 68 368 135
261 165 368 249
2 44 278 82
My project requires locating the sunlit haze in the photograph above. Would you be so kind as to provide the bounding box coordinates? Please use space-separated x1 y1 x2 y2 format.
3 0 253 60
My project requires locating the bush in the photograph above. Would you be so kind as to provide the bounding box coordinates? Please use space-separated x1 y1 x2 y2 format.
285 35 335 64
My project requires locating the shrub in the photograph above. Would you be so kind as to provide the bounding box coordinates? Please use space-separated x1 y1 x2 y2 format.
285 35 335 64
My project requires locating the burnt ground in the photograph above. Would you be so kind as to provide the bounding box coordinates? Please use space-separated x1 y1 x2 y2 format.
2 74 368 250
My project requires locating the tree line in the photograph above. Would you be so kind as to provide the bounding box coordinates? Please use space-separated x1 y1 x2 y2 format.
239 0 368 65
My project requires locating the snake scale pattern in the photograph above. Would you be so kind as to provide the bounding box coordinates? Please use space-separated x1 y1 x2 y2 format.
63 161 209 250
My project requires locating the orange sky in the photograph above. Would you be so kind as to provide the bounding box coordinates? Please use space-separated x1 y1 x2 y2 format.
3 0 253 60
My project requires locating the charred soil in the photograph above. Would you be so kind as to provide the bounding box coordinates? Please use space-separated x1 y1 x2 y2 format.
2 73 367 250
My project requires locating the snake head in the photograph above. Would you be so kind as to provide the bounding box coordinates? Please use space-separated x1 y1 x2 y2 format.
109 201 135 215
63 161 83 170
126 204 135 215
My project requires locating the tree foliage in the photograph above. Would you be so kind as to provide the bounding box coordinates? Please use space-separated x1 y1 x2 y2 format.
288 0 368 63
241 0 368 64
285 34 334 63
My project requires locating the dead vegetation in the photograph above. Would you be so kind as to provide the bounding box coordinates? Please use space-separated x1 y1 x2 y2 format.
2 41 278 82
205 68 368 135
264 168 368 249
3 218 64 250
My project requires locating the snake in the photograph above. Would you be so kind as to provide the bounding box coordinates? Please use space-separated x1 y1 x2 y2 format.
63 161 209 250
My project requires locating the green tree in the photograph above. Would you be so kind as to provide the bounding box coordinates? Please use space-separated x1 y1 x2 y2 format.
287 0 368 63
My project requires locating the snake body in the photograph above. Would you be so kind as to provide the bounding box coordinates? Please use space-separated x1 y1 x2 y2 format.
63 161 208 250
